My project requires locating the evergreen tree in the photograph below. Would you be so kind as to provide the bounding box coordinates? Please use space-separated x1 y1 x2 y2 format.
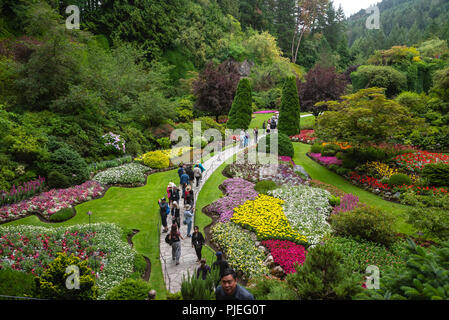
227 77 253 130
278 76 300 136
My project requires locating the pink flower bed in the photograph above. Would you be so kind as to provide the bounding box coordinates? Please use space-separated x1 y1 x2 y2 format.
290 130 317 144
310 153 342 166
262 240 307 274
206 178 258 222
332 194 361 215
0 181 105 223
253 110 278 114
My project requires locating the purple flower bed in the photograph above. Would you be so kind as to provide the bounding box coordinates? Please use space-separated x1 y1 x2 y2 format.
0 177 46 206
332 194 361 215
310 153 342 166
0 181 105 223
207 178 258 222
226 163 305 186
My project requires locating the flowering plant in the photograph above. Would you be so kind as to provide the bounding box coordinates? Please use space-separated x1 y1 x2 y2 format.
102 132 126 154
93 163 150 185
0 177 45 206
290 130 317 144
394 151 449 173
309 153 342 166
261 240 307 274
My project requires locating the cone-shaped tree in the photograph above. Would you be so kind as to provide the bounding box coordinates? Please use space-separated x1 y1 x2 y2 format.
278 76 301 136
227 78 253 130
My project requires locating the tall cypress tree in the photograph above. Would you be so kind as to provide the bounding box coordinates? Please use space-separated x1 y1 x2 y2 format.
227 78 252 130
278 76 300 136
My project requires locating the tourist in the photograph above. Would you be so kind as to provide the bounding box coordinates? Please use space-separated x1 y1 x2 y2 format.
196 259 211 280
166 182 175 206
212 251 230 278
168 224 183 265
185 165 195 185
191 226 205 262
146 290 157 300
177 164 185 181
184 184 194 206
158 197 169 233
262 121 266 132
215 269 254 300
193 165 202 188
180 171 190 197
171 201 181 229
253 127 258 143
170 185 180 206
239 130 245 148
196 161 205 173
183 204 194 237
266 123 271 134
244 130 249 147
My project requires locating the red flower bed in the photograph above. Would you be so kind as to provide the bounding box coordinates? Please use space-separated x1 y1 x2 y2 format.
394 151 449 173
261 239 307 274
290 130 317 144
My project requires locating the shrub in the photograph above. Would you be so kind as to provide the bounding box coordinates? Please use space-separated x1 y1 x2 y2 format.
310 144 322 154
35 252 98 300
421 163 449 187
135 150 170 169
321 143 341 157
180 268 220 300
166 292 182 300
278 76 300 136
354 239 449 300
47 147 89 185
351 65 407 97
49 207 75 222
330 205 396 247
259 133 294 157
0 267 36 299
156 137 171 149
407 206 449 241
105 278 152 300
47 171 70 189
247 277 296 300
133 254 147 279
328 196 341 207
227 78 253 130
388 173 412 187
286 243 363 299
254 180 278 194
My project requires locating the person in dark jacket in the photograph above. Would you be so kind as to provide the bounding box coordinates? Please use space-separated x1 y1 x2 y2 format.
211 251 229 278
170 185 180 205
171 201 181 228
215 269 254 300
177 164 185 181
184 184 194 206
196 259 211 280
180 172 190 197
185 165 195 184
158 198 169 233
191 226 205 262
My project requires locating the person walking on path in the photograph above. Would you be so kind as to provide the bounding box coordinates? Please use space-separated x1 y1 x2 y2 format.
196 259 211 280
239 130 245 148
262 121 266 133
215 269 254 300
167 182 175 206
183 204 194 237
168 224 184 265
191 226 205 262
196 161 205 173
193 165 202 188
184 184 194 206
171 201 181 229
169 185 180 206
177 164 185 181
185 165 195 185
212 251 230 278
244 130 249 147
158 197 169 233
180 171 190 198
253 127 258 144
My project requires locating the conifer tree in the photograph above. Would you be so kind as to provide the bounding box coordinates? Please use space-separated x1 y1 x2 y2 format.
227 77 253 130
278 76 300 136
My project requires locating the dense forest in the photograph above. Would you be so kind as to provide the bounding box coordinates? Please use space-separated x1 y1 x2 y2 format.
0 0 448 193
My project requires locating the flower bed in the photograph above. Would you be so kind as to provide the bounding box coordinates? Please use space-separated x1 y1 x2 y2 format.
231 194 307 244
261 240 307 274
0 181 105 223
0 223 135 299
0 177 46 206
365 161 420 184
332 194 361 215
269 185 332 244
394 150 449 173
309 153 342 166
93 163 150 185
253 110 278 114
290 130 317 144
206 178 258 222
211 222 268 278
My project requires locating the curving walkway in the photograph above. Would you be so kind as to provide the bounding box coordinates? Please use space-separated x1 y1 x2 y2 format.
160 133 266 293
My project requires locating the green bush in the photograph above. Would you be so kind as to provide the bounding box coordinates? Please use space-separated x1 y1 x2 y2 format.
105 278 152 300
330 205 397 247
286 243 363 299
166 291 182 300
321 144 341 157
336 167 351 176
421 163 449 187
0 267 37 299
407 206 449 241
180 267 220 300
354 239 449 300
47 147 89 186
133 254 147 279
310 144 323 154
328 196 341 207
49 208 76 222
35 252 98 300
157 137 171 149
247 277 296 300
259 133 294 157
227 78 253 130
388 173 412 187
278 76 300 136
351 65 407 97
47 171 71 189
254 180 278 194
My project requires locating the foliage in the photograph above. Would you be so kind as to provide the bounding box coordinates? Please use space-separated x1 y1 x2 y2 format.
0 267 36 299
247 276 296 300
48 207 75 223
254 180 278 195
134 151 170 169
330 205 397 247
227 78 253 130
47 171 70 189
421 163 449 187
354 239 449 300
286 243 363 300
350 65 407 97
388 173 413 187
407 206 449 241
278 76 300 136
180 267 220 300
316 88 422 146
34 252 98 300
92 163 150 185
105 278 152 300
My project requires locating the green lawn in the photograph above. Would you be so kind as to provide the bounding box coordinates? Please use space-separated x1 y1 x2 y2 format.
2 169 180 300
292 142 415 235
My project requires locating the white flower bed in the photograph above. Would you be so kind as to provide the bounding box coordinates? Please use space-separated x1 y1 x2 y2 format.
268 185 333 244
93 163 150 185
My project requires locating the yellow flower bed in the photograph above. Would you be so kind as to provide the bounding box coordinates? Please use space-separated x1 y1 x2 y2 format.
366 161 420 184
231 194 307 244
134 147 193 169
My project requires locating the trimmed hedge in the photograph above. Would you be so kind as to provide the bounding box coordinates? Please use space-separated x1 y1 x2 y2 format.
259 132 294 157
388 173 412 187
422 163 449 187
0 267 36 299
49 207 76 222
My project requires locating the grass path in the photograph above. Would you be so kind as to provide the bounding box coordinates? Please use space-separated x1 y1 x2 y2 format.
2 169 179 300
292 142 415 235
